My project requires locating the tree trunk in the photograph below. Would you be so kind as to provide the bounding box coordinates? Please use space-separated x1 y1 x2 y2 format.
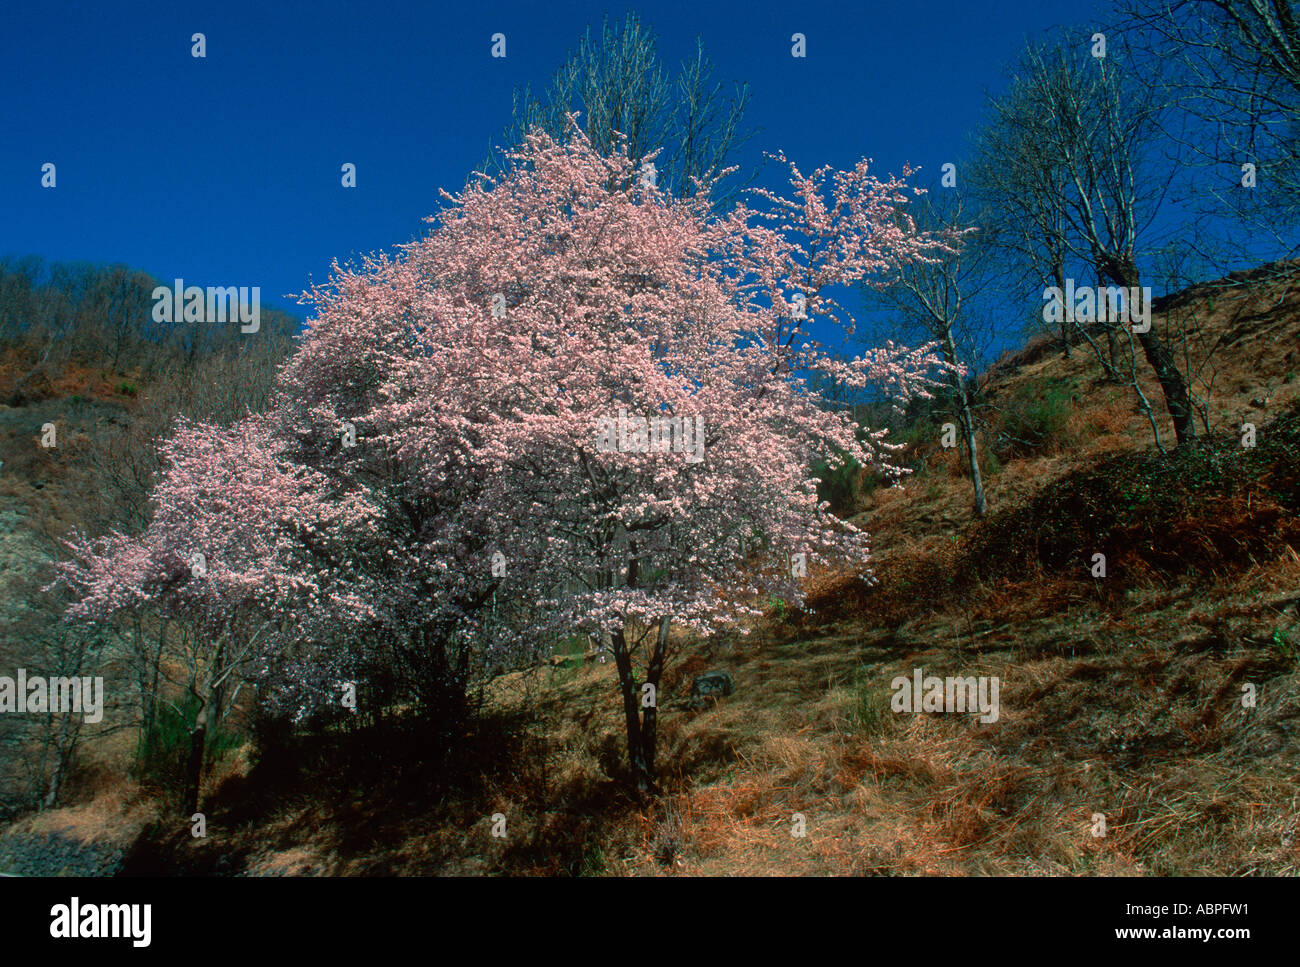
611 628 650 795
640 618 671 779
42 768 63 811
1132 327 1195 447
1053 262 1071 358
941 327 987 517
147 636 162 739
182 643 222 816
960 406 987 517
1103 258 1196 447
41 713 81 810
182 696 209 817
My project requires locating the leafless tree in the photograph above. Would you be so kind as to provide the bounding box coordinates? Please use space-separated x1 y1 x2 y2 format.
968 81 1081 361
867 189 996 515
488 12 754 203
976 32 1198 447
1117 0 1300 272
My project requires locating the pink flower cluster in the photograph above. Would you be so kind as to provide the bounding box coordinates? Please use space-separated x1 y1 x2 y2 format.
56 121 953 715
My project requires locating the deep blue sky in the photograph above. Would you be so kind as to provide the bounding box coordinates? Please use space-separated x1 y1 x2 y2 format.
2 0 1106 317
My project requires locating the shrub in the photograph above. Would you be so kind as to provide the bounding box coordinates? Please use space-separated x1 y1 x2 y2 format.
812 451 875 516
994 381 1073 457
964 399 1300 585
1270 628 1297 665
847 668 893 734
136 696 240 800
553 633 588 670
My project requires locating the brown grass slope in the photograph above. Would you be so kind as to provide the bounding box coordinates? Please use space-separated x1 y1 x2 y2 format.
6 267 1300 876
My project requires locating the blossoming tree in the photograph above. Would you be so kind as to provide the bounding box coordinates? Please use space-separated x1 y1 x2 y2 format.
286 123 950 790
61 121 952 796
55 416 377 813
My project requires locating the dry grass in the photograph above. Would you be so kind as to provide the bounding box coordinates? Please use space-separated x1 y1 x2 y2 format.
4 268 1298 876
6 775 158 850
635 551 1300 876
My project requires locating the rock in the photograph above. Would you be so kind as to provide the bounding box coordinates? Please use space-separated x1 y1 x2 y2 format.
690 670 734 699
0 831 124 877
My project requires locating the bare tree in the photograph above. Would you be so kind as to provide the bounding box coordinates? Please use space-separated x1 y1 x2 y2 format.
982 33 1198 447
867 189 995 515
1118 0 1300 267
968 80 1080 360
97 265 154 374
488 12 753 201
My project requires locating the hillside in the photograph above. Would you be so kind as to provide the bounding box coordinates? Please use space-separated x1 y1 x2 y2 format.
1 268 1298 876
